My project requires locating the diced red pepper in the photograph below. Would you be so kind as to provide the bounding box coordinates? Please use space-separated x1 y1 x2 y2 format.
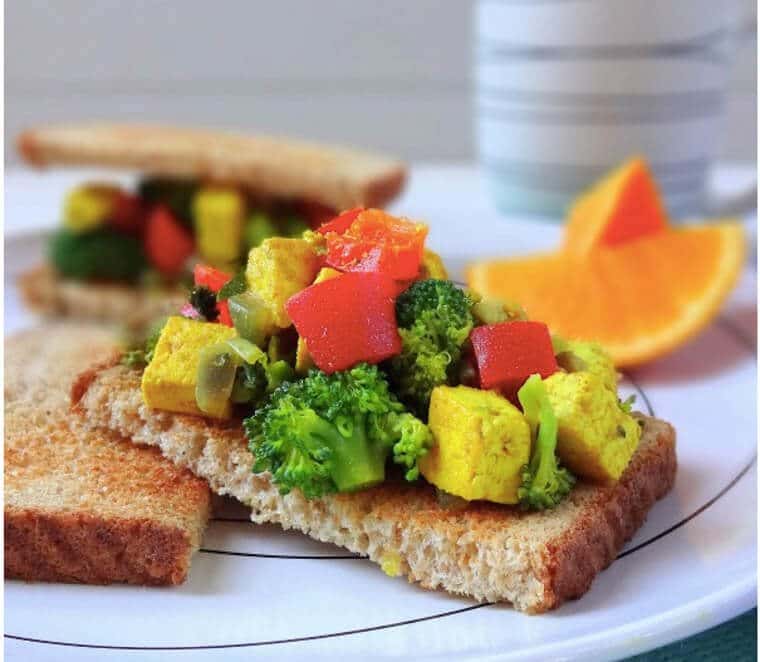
470 321 558 402
194 264 233 326
286 272 401 373
144 206 195 277
108 192 145 235
316 207 364 235
324 209 427 281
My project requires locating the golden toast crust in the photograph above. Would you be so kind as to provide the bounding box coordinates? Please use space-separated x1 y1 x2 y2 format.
18 122 407 211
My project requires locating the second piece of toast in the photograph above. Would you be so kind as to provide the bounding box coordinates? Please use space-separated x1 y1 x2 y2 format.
5 324 211 585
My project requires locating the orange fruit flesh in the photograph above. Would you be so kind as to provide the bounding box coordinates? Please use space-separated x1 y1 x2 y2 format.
467 223 745 366
564 158 668 255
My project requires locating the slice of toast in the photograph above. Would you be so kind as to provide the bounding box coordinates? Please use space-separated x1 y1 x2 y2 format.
5 324 211 585
18 264 186 327
73 359 677 612
18 122 407 211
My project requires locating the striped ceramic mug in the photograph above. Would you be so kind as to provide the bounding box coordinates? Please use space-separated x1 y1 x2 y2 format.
476 0 749 218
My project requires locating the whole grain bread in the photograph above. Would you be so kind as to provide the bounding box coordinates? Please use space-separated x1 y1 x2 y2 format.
5 324 211 585
18 264 186 327
18 122 407 211
73 358 677 612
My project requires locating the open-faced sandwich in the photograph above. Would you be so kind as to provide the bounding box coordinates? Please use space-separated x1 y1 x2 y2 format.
72 207 676 613
17 123 406 327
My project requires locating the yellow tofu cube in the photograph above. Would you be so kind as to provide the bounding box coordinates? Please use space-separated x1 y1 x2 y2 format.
245 238 320 328
295 266 342 374
563 340 618 392
63 184 119 233
420 386 531 504
420 249 448 279
141 316 237 418
545 371 640 482
193 187 245 264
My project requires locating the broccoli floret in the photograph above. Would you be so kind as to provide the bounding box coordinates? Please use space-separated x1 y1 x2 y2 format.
517 374 575 510
244 363 432 498
49 228 146 282
386 279 474 417
189 286 219 322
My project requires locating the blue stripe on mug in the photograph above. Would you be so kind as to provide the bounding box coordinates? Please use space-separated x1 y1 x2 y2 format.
477 27 729 64
476 87 723 110
477 104 723 124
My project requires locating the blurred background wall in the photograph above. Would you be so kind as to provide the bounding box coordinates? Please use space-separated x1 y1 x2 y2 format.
5 0 757 166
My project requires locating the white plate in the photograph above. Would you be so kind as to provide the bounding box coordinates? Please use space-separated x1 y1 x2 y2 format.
4 167 758 662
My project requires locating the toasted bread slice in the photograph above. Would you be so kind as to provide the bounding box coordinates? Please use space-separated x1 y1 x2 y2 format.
18 264 186 327
73 359 677 612
18 122 407 211
5 324 211 585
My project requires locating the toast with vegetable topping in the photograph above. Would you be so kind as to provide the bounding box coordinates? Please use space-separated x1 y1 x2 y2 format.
71 207 677 611
17 122 406 326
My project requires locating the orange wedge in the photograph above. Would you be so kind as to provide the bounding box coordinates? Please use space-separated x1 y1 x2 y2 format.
564 157 668 256
467 223 745 366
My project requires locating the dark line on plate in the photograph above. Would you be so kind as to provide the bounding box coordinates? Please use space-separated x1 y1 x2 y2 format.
622 372 655 417
199 548 362 560
717 316 757 354
4 604 490 651
9 453 755 651
7 460 755 650
617 456 756 559
7 330 756 650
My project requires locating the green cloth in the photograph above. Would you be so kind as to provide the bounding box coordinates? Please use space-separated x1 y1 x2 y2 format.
627 609 756 661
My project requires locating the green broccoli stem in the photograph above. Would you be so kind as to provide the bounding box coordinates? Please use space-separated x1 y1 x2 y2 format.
308 415 387 492
529 400 559 490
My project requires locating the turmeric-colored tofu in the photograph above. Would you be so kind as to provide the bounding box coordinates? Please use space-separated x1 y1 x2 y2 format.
193 187 245 264
141 316 237 418
295 266 342 373
63 184 119 233
545 371 640 482
245 238 320 328
563 340 617 391
420 386 531 504
420 249 448 280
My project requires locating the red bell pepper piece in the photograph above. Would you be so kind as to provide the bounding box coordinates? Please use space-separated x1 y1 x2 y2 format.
286 272 401 373
470 321 558 401
144 206 194 277
108 192 145 235
316 207 364 235
193 264 233 326
324 209 427 281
